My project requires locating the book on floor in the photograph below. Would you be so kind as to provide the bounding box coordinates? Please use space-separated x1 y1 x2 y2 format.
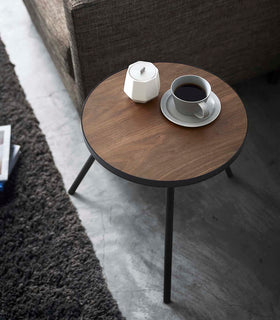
0 144 21 191
9 145 21 176
0 125 11 182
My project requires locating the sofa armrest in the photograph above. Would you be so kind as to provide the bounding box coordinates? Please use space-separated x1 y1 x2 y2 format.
64 0 280 104
63 0 98 103
64 0 95 10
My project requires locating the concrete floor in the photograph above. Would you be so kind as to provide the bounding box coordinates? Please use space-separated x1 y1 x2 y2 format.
1 2 280 319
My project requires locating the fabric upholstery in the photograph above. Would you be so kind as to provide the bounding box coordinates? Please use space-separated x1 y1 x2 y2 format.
23 0 80 107
25 0 280 113
64 0 280 112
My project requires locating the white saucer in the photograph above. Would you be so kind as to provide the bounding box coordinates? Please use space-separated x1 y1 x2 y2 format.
160 90 221 127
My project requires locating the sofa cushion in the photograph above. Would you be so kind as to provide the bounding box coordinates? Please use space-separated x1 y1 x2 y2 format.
23 0 74 78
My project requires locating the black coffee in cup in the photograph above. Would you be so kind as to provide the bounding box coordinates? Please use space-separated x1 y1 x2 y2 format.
174 83 206 102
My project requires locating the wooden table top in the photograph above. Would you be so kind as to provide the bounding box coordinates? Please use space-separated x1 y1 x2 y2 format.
82 63 247 187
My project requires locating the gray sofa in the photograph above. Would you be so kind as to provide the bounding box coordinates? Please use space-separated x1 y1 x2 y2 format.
23 0 280 114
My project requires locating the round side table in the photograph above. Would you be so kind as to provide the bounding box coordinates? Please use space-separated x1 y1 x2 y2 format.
69 63 247 303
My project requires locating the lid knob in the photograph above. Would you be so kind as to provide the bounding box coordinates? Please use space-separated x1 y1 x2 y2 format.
128 61 156 81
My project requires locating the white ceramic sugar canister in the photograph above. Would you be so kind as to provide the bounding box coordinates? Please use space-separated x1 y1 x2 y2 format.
124 61 160 103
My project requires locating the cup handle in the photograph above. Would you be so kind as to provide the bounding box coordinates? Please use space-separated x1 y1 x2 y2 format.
194 96 214 119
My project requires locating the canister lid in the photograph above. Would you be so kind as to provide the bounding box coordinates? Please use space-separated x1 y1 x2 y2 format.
128 61 156 81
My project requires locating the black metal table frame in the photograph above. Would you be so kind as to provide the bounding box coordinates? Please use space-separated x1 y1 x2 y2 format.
68 152 235 304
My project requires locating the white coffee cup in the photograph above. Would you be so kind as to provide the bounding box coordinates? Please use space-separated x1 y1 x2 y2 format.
171 75 215 119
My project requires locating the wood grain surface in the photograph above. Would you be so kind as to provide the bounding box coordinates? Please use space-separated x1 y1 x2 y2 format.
82 63 247 186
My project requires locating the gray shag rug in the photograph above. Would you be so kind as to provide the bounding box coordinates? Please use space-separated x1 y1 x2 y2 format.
0 38 124 319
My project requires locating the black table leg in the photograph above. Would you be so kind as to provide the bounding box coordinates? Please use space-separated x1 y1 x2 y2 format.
225 166 233 178
68 155 95 195
267 70 279 84
164 187 175 304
